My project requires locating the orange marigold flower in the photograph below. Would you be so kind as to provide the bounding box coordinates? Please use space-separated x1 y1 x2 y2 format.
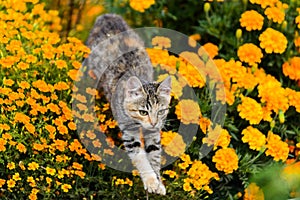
282 57 300 81
3 79 15 86
203 124 231 150
249 0 278 8
55 60 67 69
212 148 239 174
244 183 264 200
201 43 218 59
240 10 264 31
129 0 155 12
17 61 30 70
161 131 186 157
54 81 69 91
241 126 266 151
237 96 263 125
259 28 287 54
151 36 171 49
265 131 289 161
18 81 30 89
25 123 36 134
0 179 6 188
237 43 263 66
264 6 285 24
16 143 27 153
175 99 201 124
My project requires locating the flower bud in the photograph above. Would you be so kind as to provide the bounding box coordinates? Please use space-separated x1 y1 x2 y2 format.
204 3 211 13
278 110 285 124
281 20 287 30
270 120 275 130
236 29 242 40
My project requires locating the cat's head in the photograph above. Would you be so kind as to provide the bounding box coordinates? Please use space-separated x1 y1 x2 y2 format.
124 76 171 130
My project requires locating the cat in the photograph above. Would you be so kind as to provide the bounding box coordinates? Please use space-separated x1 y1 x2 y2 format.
85 13 171 195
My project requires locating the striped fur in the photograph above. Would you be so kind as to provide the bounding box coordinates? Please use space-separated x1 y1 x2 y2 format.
86 14 171 195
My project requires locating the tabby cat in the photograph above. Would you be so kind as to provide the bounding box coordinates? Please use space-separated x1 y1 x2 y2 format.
85 14 171 195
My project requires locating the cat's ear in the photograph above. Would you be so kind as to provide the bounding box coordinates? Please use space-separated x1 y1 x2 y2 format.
125 76 144 99
157 76 171 97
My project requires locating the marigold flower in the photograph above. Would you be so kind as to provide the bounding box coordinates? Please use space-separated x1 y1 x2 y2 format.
161 131 186 157
175 99 201 124
151 36 171 49
264 6 285 24
244 183 264 200
0 179 5 188
259 28 287 54
28 162 39 171
212 148 239 174
16 143 27 153
237 96 263 125
240 10 264 31
241 126 266 151
164 170 177 178
265 131 289 161
7 162 15 170
282 57 300 81
249 0 279 8
237 43 263 66
7 179 16 188
61 183 72 192
46 167 56 176
0 138 7 152
129 0 155 12
201 43 219 59
203 125 231 150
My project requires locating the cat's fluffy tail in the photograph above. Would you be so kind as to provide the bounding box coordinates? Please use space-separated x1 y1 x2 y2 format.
86 14 130 49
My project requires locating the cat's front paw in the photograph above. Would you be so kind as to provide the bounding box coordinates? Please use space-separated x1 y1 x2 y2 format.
143 174 166 195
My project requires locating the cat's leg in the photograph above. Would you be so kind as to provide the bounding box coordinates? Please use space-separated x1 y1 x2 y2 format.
144 131 166 195
122 129 165 194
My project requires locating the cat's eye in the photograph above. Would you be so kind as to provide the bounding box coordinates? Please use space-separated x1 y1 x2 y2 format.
157 109 166 115
139 110 148 116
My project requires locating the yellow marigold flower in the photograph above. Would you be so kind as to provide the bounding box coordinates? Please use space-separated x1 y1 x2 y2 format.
282 57 300 81
296 15 300 29
61 183 72 192
151 36 171 49
46 167 56 176
183 182 192 192
240 10 264 31
7 179 16 188
259 28 287 54
164 170 177 178
244 183 264 200
241 126 266 151
199 116 211 134
237 96 263 125
265 131 289 161
237 43 263 66
187 160 219 191
12 172 21 181
212 148 239 174
28 162 39 171
129 0 155 12
7 162 15 170
264 5 285 24
175 99 201 124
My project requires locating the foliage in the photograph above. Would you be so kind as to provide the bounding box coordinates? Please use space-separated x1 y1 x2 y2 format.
1 0 300 199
